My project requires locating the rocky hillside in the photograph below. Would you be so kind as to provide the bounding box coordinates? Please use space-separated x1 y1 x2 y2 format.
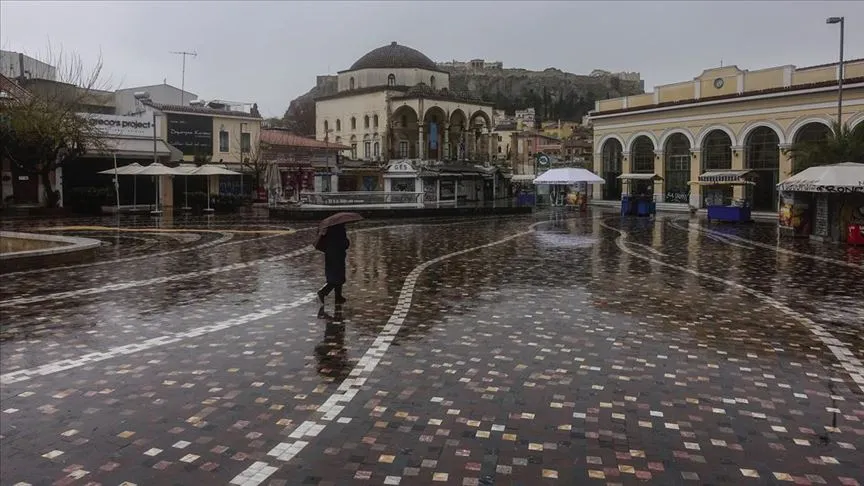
282 68 643 136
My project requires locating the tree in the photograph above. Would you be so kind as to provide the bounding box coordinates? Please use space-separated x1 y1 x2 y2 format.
238 131 266 192
784 121 864 174
0 48 110 207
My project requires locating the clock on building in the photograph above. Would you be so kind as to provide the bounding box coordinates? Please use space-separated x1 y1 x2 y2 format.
713 77 725 89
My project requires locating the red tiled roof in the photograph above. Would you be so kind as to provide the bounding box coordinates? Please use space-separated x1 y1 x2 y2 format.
260 129 350 150
593 76 864 116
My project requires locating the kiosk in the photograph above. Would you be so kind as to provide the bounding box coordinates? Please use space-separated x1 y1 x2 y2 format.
691 170 757 223
617 173 662 217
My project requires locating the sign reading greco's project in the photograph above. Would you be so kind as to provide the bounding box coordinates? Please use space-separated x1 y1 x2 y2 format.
82 113 155 137
167 114 213 156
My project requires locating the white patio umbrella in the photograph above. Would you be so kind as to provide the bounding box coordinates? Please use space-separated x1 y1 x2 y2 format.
189 164 241 212
99 162 145 212
777 162 864 193
136 163 186 214
533 168 605 185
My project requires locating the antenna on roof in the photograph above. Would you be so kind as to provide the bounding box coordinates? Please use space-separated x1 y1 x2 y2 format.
170 50 198 105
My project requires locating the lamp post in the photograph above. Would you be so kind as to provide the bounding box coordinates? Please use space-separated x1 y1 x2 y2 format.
826 16 845 126
239 122 249 197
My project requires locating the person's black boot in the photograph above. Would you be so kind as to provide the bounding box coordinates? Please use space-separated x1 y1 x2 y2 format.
334 285 347 305
318 284 333 304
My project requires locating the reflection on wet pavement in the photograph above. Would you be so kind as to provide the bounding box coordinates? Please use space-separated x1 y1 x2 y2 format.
1 210 862 486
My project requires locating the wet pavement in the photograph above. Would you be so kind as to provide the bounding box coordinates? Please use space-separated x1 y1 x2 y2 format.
1 209 863 486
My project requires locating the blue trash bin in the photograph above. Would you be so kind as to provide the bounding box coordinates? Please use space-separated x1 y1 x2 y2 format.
621 195 632 216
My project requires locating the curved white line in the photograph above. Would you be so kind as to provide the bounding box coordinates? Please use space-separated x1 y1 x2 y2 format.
244 221 544 481
668 219 863 270
601 221 864 394
2 232 238 277
0 218 534 308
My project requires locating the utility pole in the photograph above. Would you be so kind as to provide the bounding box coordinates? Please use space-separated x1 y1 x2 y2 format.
170 50 197 105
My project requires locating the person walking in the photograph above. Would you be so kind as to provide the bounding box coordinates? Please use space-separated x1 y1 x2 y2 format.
317 223 350 305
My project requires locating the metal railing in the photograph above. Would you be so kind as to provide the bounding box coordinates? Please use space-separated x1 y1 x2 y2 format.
300 191 425 206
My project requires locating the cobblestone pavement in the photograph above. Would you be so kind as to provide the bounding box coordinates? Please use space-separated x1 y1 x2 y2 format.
1 210 862 486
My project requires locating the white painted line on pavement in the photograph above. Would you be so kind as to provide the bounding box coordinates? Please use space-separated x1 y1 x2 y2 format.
0 293 317 385
669 219 864 269
252 222 544 478
603 222 864 394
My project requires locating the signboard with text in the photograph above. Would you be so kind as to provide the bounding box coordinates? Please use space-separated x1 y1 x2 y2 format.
166 114 213 156
82 113 156 137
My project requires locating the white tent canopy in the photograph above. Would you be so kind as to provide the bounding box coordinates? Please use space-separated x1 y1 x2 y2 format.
777 162 864 193
98 163 144 176
189 164 241 176
533 168 605 185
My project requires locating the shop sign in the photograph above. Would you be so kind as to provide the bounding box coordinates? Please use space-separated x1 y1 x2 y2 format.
83 113 155 137
167 114 213 156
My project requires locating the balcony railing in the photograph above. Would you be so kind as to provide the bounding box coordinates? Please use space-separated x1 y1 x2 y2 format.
300 191 424 207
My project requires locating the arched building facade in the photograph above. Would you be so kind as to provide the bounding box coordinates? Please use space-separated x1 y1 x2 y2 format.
588 59 864 212
315 42 495 164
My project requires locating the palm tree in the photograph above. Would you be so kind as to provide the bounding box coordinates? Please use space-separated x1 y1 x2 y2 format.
784 121 864 174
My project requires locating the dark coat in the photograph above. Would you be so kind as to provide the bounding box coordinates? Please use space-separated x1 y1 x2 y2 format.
323 224 350 285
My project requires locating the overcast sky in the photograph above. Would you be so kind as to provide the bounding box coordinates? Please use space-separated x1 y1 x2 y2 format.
3 1 863 118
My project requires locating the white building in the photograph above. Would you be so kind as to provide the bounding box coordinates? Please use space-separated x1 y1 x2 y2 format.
114 83 198 115
315 42 496 164
0 50 56 81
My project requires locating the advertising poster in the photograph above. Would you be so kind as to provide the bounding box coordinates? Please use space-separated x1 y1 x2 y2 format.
778 193 811 235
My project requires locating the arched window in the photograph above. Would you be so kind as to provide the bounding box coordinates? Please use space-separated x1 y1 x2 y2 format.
364 115 370 129
430 75 436 90
351 117 357 130
663 133 691 203
373 114 379 128
349 77 355 90
335 119 341 131
373 142 380 158
601 139 623 200
323 120 329 132
745 126 780 211
387 74 396 86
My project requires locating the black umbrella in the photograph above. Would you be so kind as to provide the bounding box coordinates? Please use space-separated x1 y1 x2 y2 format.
318 212 363 233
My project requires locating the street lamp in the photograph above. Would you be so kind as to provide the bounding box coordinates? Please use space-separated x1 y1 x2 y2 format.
826 16 845 126
240 122 247 196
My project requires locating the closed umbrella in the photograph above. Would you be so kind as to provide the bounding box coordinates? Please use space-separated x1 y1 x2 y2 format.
265 162 283 206
189 164 241 212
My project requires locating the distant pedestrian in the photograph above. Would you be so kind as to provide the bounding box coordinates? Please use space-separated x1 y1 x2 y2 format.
316 223 350 305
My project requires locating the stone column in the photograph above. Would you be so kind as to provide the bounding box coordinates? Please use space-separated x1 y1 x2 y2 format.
689 149 702 208
778 143 793 181
621 151 631 196
731 145 745 201
592 152 603 201
418 123 425 160
443 124 450 160
487 133 494 163
654 149 665 202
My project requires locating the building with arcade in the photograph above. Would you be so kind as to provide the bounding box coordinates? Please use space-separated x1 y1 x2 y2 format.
588 58 864 213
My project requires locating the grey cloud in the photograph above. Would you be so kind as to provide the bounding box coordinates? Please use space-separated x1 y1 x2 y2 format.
2 0 862 117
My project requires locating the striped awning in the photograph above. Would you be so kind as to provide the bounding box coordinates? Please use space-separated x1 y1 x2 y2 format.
617 173 662 181
690 170 757 185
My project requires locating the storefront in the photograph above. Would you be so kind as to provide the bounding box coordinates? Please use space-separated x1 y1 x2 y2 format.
64 112 181 210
